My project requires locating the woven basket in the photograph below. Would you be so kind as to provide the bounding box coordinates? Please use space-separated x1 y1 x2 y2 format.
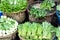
27 0 35 4
29 11 55 23
27 1 55 23
0 18 18 40
54 0 60 4
0 31 17 40
4 10 26 23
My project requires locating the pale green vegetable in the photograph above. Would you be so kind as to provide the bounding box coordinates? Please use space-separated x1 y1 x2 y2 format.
18 22 43 40
18 21 57 40
0 16 16 30
37 24 43 40
18 24 23 37
42 21 54 39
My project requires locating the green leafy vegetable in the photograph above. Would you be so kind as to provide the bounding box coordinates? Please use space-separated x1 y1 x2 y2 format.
18 22 43 40
30 0 55 18
30 7 47 18
42 21 55 39
0 0 28 13
40 0 55 10
18 21 57 40
0 16 16 30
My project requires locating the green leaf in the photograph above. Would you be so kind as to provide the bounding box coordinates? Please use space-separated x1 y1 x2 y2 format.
0 0 28 13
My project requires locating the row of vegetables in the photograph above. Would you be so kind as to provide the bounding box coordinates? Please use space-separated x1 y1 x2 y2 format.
0 16 60 40
0 0 60 40
18 22 60 40
0 0 60 23
0 0 58 22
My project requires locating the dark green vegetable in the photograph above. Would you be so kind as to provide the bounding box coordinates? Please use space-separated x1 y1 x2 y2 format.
30 0 55 18
0 0 28 13
30 7 47 18
40 0 55 10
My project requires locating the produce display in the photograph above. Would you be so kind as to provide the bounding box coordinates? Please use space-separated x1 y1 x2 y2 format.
0 16 18 37
0 0 27 13
0 0 60 40
18 21 57 40
30 0 55 18
18 22 43 40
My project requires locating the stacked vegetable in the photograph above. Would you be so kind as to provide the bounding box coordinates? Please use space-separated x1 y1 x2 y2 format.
0 0 27 13
30 0 55 18
18 21 56 40
0 16 18 37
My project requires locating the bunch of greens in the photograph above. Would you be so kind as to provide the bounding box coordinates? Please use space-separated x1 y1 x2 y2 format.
18 21 57 40
0 0 27 13
42 21 56 39
30 0 55 18
40 0 55 10
30 6 47 18
0 16 16 30
18 22 43 40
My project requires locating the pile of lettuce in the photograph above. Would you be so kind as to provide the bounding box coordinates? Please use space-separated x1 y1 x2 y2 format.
0 16 18 37
0 0 28 13
18 22 43 40
18 21 58 40
0 16 16 30
30 0 55 18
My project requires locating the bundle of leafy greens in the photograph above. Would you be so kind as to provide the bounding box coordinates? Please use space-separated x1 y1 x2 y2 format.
30 0 55 18
40 0 55 10
36 23 43 40
0 0 28 13
18 21 57 40
30 7 47 18
0 16 16 30
18 22 43 40
0 16 18 37
42 21 56 40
